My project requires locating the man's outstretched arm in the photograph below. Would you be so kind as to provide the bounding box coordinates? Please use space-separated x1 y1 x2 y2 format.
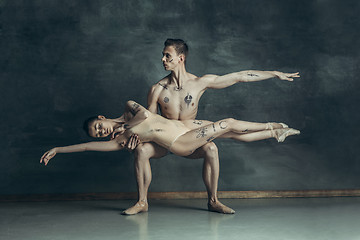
203 70 300 89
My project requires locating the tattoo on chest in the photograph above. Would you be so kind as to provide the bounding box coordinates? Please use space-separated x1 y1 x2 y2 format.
159 83 168 90
248 73 259 77
196 127 208 138
184 93 192 107
193 120 203 125
164 97 169 103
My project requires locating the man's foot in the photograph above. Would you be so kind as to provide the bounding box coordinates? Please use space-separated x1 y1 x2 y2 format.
208 200 235 214
122 200 148 215
274 128 301 142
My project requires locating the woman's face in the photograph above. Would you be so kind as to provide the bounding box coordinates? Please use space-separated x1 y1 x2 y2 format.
88 119 113 138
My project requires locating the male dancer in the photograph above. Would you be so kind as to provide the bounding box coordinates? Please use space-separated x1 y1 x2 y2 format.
123 39 299 215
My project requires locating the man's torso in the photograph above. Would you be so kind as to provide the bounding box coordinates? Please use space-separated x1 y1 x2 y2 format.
154 75 207 120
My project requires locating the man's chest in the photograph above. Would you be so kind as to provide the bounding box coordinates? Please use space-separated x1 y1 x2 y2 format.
158 87 200 109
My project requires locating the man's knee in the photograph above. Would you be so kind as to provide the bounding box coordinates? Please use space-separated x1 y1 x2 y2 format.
202 142 219 157
134 143 154 160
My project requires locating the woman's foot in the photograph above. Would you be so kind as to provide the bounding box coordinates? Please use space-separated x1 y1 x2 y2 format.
266 122 288 130
273 128 300 142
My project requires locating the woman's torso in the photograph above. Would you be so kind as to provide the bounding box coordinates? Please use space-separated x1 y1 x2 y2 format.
126 113 190 149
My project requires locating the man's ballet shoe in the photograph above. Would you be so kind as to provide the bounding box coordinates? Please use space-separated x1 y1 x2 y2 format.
208 201 235 214
122 201 149 215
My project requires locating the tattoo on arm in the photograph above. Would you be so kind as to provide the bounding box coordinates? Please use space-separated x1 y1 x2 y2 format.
212 124 216 132
248 73 259 77
131 103 140 114
164 97 169 103
196 127 208 138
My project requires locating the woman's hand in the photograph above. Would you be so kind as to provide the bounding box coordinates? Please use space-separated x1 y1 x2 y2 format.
274 71 300 81
40 148 57 166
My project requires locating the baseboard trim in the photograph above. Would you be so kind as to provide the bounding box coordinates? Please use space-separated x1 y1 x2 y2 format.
1 189 360 202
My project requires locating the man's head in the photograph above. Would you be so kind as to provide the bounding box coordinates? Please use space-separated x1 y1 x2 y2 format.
162 38 189 70
83 115 114 138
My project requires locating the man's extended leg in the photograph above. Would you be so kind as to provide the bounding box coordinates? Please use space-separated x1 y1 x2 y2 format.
188 142 235 214
122 142 168 215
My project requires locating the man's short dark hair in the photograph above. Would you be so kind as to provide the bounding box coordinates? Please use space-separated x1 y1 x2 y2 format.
83 116 98 137
164 38 189 59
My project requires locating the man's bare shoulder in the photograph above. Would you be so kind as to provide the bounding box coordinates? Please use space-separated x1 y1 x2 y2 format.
151 75 171 89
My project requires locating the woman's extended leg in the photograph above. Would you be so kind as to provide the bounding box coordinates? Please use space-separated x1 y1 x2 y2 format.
170 118 299 156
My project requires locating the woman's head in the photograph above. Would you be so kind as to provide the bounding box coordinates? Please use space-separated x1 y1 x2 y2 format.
83 115 114 138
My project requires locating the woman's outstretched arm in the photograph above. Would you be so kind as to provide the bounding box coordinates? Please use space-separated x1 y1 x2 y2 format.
40 140 123 166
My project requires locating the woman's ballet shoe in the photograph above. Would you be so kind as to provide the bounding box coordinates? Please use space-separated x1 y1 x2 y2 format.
266 122 288 130
275 128 300 142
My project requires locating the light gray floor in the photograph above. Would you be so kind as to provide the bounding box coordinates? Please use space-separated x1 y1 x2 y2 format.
1 197 360 240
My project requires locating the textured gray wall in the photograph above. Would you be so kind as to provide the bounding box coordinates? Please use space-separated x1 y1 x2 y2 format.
1 0 360 195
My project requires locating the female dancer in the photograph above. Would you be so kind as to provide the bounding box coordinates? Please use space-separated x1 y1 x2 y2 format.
40 100 300 165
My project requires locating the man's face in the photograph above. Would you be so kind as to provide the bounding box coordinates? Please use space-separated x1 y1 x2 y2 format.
88 118 113 138
162 46 181 71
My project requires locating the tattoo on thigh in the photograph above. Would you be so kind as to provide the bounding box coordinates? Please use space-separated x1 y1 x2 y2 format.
159 83 168 89
219 121 227 129
193 120 203 125
207 136 215 142
196 127 208 138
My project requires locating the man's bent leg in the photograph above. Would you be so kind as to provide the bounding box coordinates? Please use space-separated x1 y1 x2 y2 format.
122 142 168 215
188 142 235 214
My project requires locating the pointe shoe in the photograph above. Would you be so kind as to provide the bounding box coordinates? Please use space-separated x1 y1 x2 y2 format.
266 122 288 130
275 128 300 142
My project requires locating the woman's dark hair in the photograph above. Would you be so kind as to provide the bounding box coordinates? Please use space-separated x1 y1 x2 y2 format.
83 116 98 137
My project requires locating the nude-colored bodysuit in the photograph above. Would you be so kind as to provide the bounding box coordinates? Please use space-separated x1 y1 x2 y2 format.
127 113 190 151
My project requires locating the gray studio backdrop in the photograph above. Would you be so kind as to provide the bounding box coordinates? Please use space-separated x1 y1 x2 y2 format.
1 0 360 195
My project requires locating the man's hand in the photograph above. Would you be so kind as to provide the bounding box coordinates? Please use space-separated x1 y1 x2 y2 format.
124 134 141 151
273 71 300 81
40 148 57 166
